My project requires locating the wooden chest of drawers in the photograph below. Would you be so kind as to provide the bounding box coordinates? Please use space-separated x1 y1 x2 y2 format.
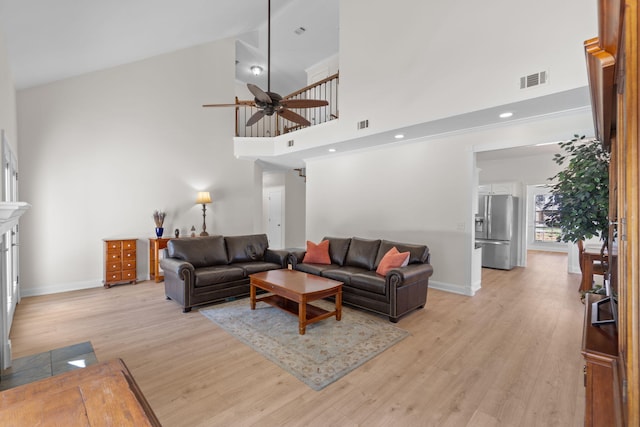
103 238 137 288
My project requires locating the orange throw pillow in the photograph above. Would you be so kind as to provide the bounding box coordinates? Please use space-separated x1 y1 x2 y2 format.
303 240 331 264
376 247 410 276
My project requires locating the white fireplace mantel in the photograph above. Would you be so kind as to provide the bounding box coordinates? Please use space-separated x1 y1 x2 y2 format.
0 202 30 234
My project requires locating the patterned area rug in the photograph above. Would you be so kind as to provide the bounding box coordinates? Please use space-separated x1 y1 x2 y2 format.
200 299 409 391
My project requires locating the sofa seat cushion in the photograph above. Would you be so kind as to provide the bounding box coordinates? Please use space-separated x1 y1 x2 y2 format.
168 236 227 268
194 266 245 288
351 271 387 295
232 262 282 275
322 266 369 285
295 263 339 276
344 237 381 270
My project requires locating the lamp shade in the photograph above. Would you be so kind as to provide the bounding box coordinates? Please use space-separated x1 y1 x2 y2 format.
196 191 211 204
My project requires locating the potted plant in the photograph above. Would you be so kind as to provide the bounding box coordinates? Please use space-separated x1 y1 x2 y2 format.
153 210 166 238
544 134 610 243
544 135 610 297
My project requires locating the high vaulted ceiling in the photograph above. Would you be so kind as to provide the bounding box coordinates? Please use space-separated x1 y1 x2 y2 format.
0 0 593 168
0 0 339 94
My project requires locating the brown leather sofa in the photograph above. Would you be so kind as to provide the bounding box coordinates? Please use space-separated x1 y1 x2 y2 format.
289 237 434 322
160 234 289 312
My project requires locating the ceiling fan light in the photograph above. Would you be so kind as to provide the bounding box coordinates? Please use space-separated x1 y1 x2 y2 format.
250 65 263 76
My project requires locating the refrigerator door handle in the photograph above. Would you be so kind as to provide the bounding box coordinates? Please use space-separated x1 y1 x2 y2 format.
486 196 492 237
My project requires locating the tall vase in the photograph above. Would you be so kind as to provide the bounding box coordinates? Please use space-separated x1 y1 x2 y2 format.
155 227 164 238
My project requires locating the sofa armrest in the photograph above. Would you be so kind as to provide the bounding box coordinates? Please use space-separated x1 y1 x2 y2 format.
265 249 290 268
387 263 434 287
160 257 195 278
288 250 307 268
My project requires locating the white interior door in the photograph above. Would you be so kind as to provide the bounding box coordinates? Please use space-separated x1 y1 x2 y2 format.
267 190 283 249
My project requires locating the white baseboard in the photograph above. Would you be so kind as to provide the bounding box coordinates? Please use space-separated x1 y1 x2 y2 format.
429 280 476 296
21 280 102 297
22 279 113 297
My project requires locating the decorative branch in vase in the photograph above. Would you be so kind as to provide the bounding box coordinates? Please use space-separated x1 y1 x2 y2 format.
153 210 166 238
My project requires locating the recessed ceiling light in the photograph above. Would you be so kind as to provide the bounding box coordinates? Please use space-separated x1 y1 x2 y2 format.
499 112 513 118
394 134 404 139
250 65 263 76
328 148 336 152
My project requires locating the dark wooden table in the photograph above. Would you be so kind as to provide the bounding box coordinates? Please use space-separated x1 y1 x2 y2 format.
580 244 608 292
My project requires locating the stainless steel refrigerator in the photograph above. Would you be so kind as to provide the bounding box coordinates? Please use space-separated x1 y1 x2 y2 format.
475 194 518 270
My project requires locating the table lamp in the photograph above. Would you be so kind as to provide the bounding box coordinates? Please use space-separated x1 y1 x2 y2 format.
196 191 212 236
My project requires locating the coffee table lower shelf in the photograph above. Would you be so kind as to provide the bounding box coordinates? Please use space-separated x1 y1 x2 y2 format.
257 294 336 323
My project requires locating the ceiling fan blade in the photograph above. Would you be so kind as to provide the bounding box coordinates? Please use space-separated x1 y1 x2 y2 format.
203 100 255 108
280 99 329 109
278 108 311 126
247 83 272 104
246 110 266 126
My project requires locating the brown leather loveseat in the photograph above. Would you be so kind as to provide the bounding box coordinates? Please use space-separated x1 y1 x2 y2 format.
160 234 289 312
289 237 434 322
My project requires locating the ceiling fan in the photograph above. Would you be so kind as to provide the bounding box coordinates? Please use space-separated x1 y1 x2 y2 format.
203 0 328 127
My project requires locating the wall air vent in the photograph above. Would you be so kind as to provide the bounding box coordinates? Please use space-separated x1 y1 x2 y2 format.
520 71 548 89
357 119 369 130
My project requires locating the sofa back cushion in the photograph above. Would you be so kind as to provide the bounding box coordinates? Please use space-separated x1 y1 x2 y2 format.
167 236 228 268
225 234 269 263
374 240 430 267
344 237 381 270
322 237 352 266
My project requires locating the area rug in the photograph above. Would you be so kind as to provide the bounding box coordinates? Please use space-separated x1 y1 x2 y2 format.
200 299 409 390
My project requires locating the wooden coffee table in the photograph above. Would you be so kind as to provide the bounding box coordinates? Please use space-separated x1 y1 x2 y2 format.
249 269 342 335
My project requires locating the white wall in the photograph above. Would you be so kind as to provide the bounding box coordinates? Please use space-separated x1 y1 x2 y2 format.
338 0 596 134
17 40 262 296
0 29 17 153
478 153 564 187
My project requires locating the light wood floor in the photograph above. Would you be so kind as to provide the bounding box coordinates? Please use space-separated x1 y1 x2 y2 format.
8 251 585 426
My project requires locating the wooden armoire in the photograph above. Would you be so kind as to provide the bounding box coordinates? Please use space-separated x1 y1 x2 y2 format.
584 1 640 425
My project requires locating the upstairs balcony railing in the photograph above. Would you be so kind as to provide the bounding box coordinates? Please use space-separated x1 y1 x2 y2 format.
235 72 339 137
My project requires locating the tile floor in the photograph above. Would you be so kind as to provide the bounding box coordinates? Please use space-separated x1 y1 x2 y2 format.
0 341 97 391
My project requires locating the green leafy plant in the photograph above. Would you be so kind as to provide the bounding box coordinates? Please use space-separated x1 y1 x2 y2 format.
544 135 610 243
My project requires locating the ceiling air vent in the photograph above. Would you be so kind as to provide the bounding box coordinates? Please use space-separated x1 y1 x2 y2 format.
520 71 548 89
357 119 369 130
